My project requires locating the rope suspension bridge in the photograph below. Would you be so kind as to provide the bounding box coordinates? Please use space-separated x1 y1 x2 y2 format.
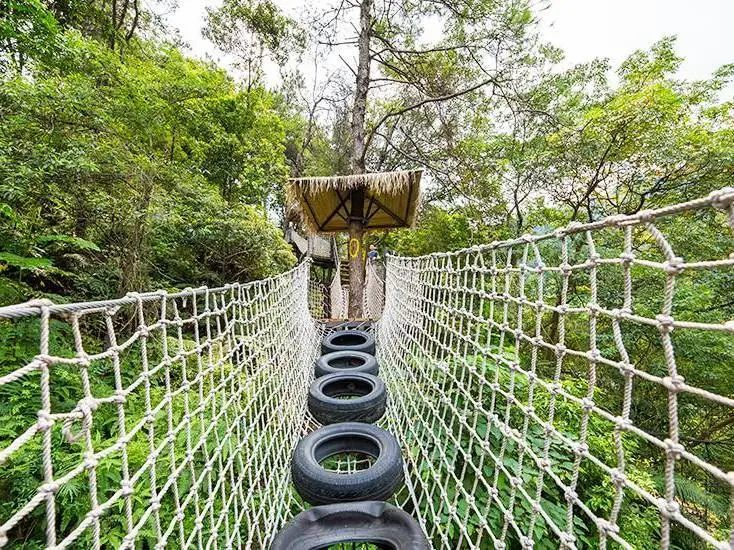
0 187 733 548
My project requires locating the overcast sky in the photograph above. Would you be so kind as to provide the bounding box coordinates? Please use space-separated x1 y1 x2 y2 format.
167 0 734 93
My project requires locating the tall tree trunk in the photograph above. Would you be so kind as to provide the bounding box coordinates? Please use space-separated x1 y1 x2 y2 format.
347 0 372 318
119 177 153 294
348 188 365 318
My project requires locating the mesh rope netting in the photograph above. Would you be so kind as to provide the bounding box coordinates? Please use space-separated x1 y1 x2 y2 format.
0 263 318 549
329 256 347 320
378 187 734 549
0 188 732 549
308 277 328 319
364 260 386 320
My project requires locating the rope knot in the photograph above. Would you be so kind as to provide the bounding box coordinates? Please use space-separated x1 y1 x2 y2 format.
62 398 99 444
121 481 134 497
610 468 626 487
598 519 620 536
114 389 127 404
41 482 59 495
619 251 635 264
664 438 685 459
662 375 685 393
709 187 734 209
657 497 680 518
573 442 589 456
615 416 632 431
37 411 54 431
663 256 684 275
638 209 654 222
656 314 675 331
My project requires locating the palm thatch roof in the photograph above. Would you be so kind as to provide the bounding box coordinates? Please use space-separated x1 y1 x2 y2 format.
287 169 422 234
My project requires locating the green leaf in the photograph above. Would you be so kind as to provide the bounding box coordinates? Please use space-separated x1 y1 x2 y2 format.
0 253 53 269
36 234 101 252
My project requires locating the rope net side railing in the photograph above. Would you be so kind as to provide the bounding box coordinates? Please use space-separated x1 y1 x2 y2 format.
364 260 386 320
0 262 318 549
379 188 734 550
308 277 328 319
330 256 347 320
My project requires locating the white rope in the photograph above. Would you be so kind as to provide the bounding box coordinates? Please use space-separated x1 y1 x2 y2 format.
1 187 733 549
378 187 734 549
364 260 385 320
308 277 328 319
0 262 318 549
330 256 347 320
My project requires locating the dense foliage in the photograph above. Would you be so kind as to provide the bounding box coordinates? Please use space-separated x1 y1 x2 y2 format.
1 0 733 548
0 1 295 307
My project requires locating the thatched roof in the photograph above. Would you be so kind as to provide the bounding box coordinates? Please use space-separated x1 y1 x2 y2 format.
287 169 422 234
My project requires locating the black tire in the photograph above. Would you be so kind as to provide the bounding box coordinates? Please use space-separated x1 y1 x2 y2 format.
270 501 429 549
321 329 376 355
308 372 387 425
291 422 404 505
315 351 378 378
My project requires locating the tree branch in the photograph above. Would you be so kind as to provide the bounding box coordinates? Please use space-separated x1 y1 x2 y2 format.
362 76 498 163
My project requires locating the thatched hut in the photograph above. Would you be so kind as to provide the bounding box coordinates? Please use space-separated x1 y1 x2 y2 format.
287 169 422 317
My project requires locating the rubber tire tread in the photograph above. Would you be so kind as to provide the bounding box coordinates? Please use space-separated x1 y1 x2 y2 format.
307 372 386 425
270 501 429 549
314 351 378 378
321 329 376 355
291 422 404 505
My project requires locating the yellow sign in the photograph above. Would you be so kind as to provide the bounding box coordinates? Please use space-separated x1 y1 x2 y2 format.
349 238 361 259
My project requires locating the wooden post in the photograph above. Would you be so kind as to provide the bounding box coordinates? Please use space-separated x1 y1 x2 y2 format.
345 0 372 320
348 187 365 319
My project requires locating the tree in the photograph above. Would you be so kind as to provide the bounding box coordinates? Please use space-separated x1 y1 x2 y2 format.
0 23 295 302
204 0 304 90
0 0 59 73
493 38 734 229
300 0 542 315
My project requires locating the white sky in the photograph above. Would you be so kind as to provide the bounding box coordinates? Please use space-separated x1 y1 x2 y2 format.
167 0 734 95
541 0 734 86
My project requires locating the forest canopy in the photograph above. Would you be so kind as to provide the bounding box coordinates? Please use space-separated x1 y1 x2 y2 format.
1 0 732 302
0 0 297 305
0 1 733 549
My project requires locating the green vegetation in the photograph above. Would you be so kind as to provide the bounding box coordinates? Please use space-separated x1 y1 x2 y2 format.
0 0 295 307
1 0 733 548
